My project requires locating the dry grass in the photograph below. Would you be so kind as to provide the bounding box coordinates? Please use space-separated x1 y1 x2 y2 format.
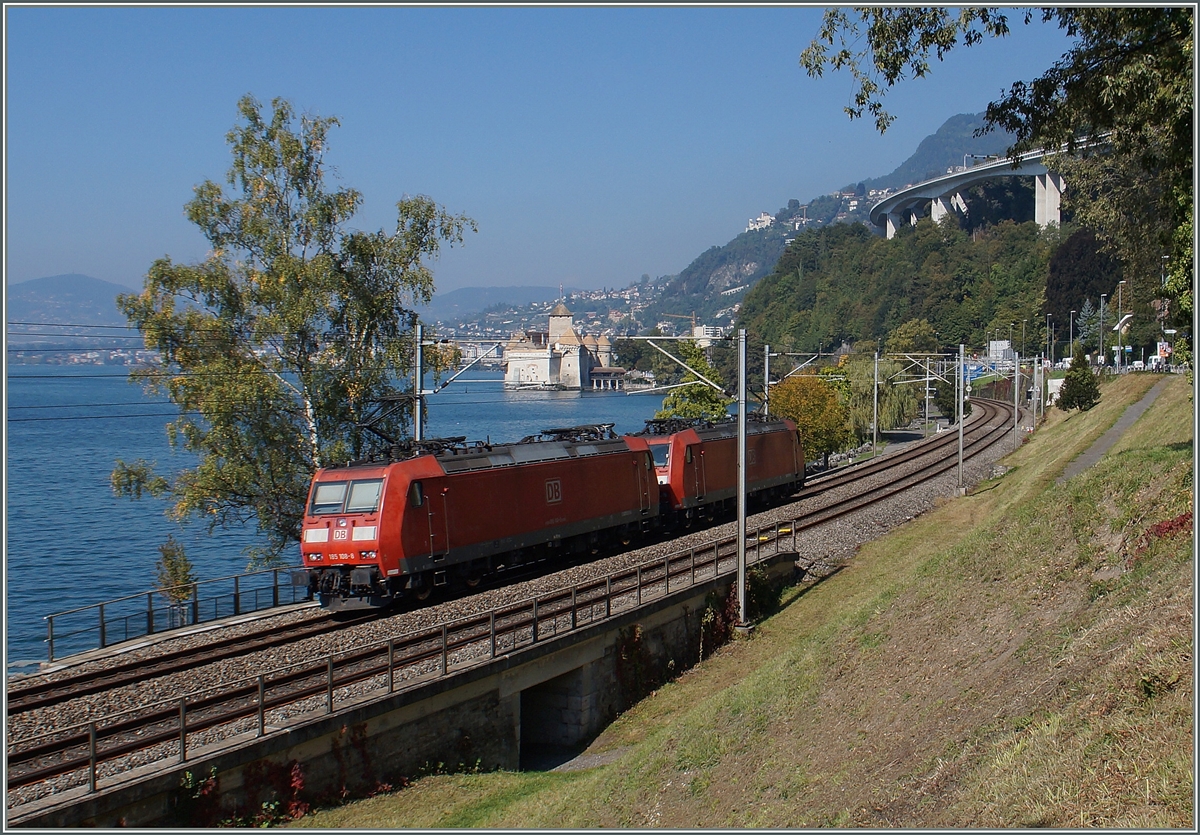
291 374 1193 829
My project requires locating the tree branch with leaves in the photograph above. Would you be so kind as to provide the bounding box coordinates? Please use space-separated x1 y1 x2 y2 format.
802 7 1193 370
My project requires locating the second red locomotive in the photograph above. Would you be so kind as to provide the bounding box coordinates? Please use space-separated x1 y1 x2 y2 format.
641 414 804 525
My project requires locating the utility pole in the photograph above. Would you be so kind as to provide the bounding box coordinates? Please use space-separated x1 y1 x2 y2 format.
958 344 965 492
413 322 425 442
1100 294 1106 367
1069 310 1075 361
763 343 771 414
872 352 879 458
1013 352 1020 450
1045 314 1052 365
1117 280 1126 372
924 357 932 437
736 329 749 629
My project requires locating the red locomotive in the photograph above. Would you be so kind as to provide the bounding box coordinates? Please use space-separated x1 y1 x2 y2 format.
641 414 804 525
297 426 658 610
296 416 804 611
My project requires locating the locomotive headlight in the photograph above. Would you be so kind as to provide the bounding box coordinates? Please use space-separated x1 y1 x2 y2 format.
359 550 377 559
305 553 323 561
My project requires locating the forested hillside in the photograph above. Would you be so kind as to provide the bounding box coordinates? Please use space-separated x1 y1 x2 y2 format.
737 219 1059 353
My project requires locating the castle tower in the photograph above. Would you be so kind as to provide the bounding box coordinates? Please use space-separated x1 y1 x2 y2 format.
582 334 599 372
548 303 574 343
596 334 613 367
557 328 583 388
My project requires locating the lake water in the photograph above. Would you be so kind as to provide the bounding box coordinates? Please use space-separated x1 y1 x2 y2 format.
4 368 664 664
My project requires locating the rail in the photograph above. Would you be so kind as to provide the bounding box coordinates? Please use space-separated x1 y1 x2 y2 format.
43 567 309 662
8 519 795 796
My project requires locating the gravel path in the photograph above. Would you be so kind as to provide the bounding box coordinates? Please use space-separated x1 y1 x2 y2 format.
1056 377 1170 483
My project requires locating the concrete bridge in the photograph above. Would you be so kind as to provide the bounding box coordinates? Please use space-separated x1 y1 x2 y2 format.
870 147 1065 238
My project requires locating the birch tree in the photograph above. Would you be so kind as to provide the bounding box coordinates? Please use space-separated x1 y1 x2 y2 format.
113 95 474 566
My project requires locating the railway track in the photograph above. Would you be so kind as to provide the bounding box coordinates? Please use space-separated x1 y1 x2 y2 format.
6 398 1017 802
4 612 377 717
7 398 1009 719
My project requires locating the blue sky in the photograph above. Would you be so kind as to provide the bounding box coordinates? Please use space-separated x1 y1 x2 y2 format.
5 5 1078 295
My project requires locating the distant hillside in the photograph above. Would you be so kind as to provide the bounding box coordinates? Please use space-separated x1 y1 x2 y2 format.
859 112 1015 191
6 274 143 349
417 285 580 323
7 274 138 327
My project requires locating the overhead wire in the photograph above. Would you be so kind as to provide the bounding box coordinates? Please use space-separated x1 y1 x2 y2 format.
8 319 638 423
6 369 569 422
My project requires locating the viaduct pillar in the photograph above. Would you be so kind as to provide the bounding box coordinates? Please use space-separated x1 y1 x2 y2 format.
1035 172 1063 228
886 210 917 238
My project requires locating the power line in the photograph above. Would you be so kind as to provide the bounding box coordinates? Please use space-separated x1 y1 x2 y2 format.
5 390 645 424
8 401 174 410
8 412 194 423
6 321 140 330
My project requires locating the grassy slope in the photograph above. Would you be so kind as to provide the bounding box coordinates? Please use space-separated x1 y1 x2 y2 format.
293 374 1194 829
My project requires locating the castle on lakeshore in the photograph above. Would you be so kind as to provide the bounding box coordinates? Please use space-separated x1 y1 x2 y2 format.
502 303 626 391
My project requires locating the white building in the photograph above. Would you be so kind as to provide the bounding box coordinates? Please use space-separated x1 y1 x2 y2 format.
503 303 623 390
988 339 1014 366
746 212 775 232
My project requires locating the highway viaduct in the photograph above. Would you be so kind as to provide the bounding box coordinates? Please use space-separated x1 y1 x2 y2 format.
870 147 1066 238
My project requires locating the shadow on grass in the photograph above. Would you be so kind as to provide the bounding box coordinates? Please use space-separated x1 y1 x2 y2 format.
773 562 847 615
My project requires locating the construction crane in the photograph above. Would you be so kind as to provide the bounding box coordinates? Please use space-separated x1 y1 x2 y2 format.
660 311 698 335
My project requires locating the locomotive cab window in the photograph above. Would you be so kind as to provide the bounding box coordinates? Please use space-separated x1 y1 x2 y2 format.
685 446 694 464
409 480 424 507
310 482 347 515
649 443 670 467
345 479 383 513
310 478 383 515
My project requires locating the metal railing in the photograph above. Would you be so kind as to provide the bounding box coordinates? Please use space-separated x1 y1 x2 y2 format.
9 520 798 797
43 567 309 662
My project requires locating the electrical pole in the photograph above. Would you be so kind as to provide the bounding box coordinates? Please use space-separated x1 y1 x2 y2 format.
924 357 931 437
736 329 748 628
1069 310 1075 362
763 343 770 415
1013 352 1020 450
413 321 424 442
1117 280 1126 372
1100 294 1106 367
872 351 879 457
958 344 965 491
1045 314 1052 365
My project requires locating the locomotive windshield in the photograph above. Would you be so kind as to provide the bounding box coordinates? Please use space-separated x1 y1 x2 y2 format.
309 478 384 515
649 443 670 467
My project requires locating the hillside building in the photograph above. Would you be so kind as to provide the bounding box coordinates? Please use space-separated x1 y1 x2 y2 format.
503 303 625 390
745 212 775 232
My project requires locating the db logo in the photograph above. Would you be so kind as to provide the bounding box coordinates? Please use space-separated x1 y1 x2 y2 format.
333 529 348 541
545 479 563 504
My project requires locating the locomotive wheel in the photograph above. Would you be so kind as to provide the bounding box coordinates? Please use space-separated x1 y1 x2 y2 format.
414 580 434 602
